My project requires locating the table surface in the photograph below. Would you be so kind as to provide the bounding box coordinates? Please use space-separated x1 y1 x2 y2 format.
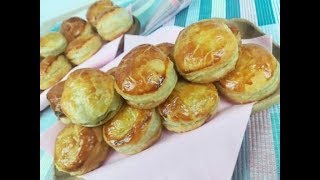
40 0 280 179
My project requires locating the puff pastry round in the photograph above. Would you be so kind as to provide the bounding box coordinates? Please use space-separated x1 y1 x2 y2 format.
61 68 123 127
55 124 109 176
173 19 239 83
47 81 65 116
40 32 67 58
210 18 241 46
60 17 94 42
114 44 178 109
40 55 72 90
86 0 115 28
96 7 133 41
103 103 162 155
158 80 219 133
47 81 71 124
216 43 280 103
156 43 174 61
65 34 102 65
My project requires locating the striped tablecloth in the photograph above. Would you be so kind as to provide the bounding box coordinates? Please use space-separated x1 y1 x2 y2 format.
40 0 280 179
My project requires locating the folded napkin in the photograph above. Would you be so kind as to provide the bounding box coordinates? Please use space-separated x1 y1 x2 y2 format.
40 26 273 180
40 36 122 111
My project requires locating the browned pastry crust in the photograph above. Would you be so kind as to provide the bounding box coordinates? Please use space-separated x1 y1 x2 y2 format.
40 55 72 90
216 43 280 103
158 80 219 132
114 44 178 109
173 19 239 83
55 125 109 176
103 103 162 155
156 43 175 61
60 68 123 127
60 17 94 42
86 0 115 28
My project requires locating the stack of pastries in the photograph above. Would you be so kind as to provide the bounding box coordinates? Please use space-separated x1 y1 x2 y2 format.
47 18 280 176
40 0 135 91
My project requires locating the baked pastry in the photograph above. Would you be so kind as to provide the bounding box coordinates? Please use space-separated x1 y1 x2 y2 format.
216 43 280 103
40 55 72 90
55 124 109 176
47 81 71 124
210 18 241 45
47 81 65 116
61 68 123 127
158 80 219 133
156 43 174 61
103 103 162 155
96 7 133 41
86 0 115 28
60 17 94 42
65 34 102 65
40 32 67 58
114 44 178 109
173 19 239 83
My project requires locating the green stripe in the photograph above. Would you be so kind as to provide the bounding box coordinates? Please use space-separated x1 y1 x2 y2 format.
270 104 280 178
199 0 212 20
44 163 54 180
254 0 276 26
174 6 189 27
40 149 44 159
226 0 241 19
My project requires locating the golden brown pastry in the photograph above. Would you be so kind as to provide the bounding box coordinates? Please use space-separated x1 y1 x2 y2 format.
47 81 65 115
65 34 102 65
96 7 133 41
216 43 280 103
60 17 94 42
103 103 162 155
105 67 117 77
210 18 241 45
156 43 174 61
47 81 71 124
114 44 178 109
158 80 219 133
86 0 115 28
61 68 123 127
174 19 239 83
40 55 72 90
55 124 109 176
40 32 67 58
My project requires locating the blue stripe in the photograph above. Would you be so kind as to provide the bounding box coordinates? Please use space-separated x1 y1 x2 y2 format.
174 6 189 27
226 0 241 19
51 22 61 32
44 163 54 180
40 108 58 134
254 0 276 26
199 0 212 20
270 104 280 178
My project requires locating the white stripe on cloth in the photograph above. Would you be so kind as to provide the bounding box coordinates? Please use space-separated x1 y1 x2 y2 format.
212 0 226 18
270 0 280 23
239 0 258 25
185 0 200 26
40 152 54 180
248 110 278 180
